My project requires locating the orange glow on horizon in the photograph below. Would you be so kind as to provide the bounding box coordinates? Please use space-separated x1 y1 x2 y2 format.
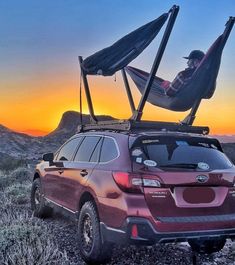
20 129 49 137
1 72 235 136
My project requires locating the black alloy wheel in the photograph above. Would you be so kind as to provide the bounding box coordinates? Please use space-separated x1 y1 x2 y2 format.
31 178 52 218
78 201 113 264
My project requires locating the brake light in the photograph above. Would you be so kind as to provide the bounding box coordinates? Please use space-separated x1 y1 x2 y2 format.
112 172 161 193
131 224 138 238
112 172 143 193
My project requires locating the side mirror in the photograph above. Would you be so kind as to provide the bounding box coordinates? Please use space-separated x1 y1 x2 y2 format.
42 152 54 162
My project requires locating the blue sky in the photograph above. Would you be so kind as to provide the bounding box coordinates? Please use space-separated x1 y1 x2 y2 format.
1 0 234 75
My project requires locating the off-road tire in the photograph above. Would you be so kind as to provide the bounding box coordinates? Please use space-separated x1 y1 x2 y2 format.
31 178 52 218
78 201 113 264
188 238 226 254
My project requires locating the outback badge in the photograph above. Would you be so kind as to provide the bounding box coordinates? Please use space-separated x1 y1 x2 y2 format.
196 175 209 183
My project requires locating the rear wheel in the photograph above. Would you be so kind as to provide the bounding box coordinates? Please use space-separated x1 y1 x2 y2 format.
31 178 52 218
78 201 113 264
188 238 226 254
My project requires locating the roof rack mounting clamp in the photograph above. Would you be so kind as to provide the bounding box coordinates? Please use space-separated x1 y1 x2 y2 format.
132 5 179 121
78 56 97 123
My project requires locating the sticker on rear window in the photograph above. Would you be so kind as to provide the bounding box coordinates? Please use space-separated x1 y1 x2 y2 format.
176 141 188 146
132 148 143 156
136 157 142 163
142 139 159 144
197 162 210 170
143 160 157 167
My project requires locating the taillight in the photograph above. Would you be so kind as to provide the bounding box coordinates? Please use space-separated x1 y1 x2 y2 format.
112 172 161 194
142 178 161 187
131 224 138 238
112 172 143 193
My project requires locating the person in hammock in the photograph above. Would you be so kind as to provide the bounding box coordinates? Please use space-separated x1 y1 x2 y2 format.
161 50 205 96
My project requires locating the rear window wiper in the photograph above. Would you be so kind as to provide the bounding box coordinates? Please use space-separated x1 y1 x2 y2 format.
159 163 198 169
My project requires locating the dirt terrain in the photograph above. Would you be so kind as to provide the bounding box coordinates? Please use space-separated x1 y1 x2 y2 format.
48 212 235 265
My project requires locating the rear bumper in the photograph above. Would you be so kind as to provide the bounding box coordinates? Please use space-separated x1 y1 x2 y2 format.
100 217 235 246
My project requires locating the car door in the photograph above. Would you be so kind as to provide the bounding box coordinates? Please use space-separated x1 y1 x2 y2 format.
56 135 102 211
43 136 83 204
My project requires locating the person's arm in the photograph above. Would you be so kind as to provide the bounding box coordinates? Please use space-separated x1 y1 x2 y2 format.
165 71 185 96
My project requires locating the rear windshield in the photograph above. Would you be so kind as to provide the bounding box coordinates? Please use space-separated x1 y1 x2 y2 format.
131 136 233 170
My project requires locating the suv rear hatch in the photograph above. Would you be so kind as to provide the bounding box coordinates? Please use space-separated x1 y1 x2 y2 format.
130 134 235 229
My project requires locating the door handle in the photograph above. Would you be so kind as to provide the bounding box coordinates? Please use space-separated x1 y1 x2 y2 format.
80 169 88 177
58 170 64 174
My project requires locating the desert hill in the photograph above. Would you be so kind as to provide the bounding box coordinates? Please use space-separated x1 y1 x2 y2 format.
0 112 234 163
0 112 115 160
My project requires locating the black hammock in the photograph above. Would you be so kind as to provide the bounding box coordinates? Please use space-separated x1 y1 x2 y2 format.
81 13 168 76
125 33 228 112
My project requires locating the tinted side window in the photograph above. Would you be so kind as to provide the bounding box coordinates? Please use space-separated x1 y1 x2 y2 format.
100 137 118 162
57 137 83 161
74 136 101 162
90 139 102 162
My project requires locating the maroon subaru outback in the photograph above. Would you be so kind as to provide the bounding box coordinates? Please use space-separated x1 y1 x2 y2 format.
31 127 235 264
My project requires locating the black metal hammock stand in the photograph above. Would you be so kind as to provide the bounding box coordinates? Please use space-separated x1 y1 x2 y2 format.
78 5 234 132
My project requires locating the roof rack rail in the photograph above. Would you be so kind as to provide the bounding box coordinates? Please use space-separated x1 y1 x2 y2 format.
78 120 209 135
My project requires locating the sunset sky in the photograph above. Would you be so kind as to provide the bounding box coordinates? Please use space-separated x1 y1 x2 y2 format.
0 0 234 136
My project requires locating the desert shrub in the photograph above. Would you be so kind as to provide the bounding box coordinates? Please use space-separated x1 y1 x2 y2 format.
10 167 31 183
4 182 31 205
0 210 71 265
0 157 27 173
0 175 11 190
0 167 31 190
0 192 12 210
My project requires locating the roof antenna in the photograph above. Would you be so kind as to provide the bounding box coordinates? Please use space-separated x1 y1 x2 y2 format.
78 56 83 131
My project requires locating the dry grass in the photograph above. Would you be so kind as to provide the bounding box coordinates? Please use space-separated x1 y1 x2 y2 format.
0 210 70 265
0 167 31 190
0 167 73 265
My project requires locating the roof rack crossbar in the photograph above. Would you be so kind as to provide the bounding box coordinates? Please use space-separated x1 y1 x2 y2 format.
78 120 209 135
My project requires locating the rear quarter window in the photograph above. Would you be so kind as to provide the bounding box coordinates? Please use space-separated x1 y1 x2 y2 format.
100 137 119 162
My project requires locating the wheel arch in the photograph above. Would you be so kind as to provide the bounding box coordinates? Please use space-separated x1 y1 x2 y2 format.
33 171 41 181
79 191 99 217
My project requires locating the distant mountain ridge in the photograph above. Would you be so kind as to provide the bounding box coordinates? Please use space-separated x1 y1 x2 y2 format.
48 111 115 137
211 135 235 143
0 111 115 160
0 111 235 163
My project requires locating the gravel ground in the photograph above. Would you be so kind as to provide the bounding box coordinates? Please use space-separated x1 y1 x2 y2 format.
44 212 235 265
